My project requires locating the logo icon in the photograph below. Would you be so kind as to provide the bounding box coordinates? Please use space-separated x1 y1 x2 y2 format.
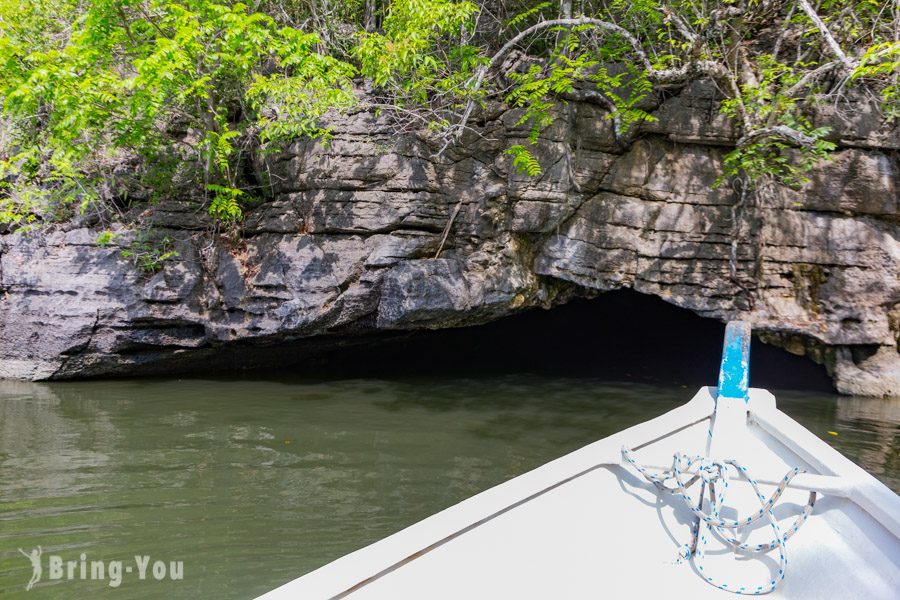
18 546 42 591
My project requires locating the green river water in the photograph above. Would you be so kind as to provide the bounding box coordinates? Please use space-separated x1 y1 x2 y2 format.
0 377 896 599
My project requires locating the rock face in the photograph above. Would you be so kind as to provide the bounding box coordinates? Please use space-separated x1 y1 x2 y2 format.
1 80 898 395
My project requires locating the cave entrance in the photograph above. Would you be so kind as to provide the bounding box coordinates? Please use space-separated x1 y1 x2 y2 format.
281 289 834 392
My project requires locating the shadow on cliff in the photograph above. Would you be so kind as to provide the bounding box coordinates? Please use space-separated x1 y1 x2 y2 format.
253 289 834 393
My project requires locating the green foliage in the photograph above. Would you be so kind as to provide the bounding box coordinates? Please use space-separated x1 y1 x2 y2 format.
720 56 836 189
206 184 245 226
722 130 835 189
0 147 100 227
505 144 542 176
120 232 179 273
0 153 42 228
852 42 900 121
609 0 662 36
504 39 654 175
355 0 483 119
507 59 583 143
0 0 892 229
506 2 552 29
721 57 808 131
95 230 116 246
591 65 656 134
246 27 357 149
0 0 356 227
0 193 39 229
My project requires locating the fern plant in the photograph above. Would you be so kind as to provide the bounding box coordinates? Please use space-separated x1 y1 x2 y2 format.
504 38 655 177
505 2 552 29
206 184 245 226
505 145 542 176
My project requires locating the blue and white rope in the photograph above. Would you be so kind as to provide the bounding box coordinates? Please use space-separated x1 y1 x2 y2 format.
621 446 817 595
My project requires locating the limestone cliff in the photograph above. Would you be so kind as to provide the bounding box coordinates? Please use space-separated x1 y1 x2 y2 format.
1 80 898 395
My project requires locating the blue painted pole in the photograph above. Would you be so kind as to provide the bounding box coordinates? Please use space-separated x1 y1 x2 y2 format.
717 321 751 401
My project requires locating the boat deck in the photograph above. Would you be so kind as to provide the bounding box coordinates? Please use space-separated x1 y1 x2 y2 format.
259 388 900 599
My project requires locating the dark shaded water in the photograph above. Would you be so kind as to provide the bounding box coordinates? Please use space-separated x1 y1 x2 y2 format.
0 377 896 598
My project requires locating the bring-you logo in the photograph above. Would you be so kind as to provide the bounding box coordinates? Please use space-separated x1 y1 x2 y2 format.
18 547 184 590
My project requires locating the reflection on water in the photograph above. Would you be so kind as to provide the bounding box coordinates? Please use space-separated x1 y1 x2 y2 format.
0 378 896 599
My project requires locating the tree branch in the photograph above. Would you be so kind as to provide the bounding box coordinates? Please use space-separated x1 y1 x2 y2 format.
442 16 653 153
485 17 652 75
737 125 820 149
783 61 837 98
661 6 696 43
796 0 856 70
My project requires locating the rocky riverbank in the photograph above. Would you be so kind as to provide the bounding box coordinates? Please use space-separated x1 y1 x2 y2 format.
1 80 898 395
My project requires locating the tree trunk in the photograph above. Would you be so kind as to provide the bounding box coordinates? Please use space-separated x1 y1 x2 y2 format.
364 0 377 32
557 0 573 46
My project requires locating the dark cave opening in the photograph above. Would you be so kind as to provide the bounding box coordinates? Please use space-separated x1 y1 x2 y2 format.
267 289 835 393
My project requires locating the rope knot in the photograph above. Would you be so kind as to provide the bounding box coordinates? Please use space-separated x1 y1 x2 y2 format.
694 456 728 484
621 445 817 596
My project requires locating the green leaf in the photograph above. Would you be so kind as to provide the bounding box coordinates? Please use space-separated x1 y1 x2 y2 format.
505 144 542 176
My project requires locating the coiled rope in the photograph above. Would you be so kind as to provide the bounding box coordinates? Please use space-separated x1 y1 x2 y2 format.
621 446 817 595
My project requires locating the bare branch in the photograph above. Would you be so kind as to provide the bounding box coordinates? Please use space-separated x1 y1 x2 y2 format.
783 61 837 98
434 199 463 258
771 0 798 62
796 0 856 69
486 17 652 74
661 6 696 43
